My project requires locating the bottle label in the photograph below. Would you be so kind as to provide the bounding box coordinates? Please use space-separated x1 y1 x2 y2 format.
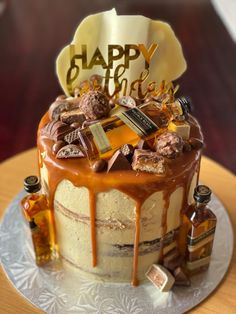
187 226 216 252
89 123 112 153
186 255 211 271
117 107 158 137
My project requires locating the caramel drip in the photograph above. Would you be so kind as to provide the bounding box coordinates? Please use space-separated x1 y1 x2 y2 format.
132 201 142 286
159 190 171 261
89 191 97 267
37 112 203 285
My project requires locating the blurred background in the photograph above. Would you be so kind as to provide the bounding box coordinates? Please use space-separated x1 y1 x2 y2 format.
0 0 236 172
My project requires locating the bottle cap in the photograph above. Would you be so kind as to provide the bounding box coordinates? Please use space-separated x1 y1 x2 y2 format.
24 175 41 193
194 185 212 203
177 96 193 114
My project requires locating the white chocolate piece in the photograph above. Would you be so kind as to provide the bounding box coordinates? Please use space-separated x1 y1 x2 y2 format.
145 264 175 292
56 9 186 96
168 121 190 140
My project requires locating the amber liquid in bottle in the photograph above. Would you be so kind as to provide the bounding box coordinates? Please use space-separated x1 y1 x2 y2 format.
182 186 217 275
78 96 191 161
21 176 56 266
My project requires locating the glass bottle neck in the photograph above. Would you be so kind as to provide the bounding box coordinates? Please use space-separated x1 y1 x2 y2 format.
195 201 207 210
26 189 42 196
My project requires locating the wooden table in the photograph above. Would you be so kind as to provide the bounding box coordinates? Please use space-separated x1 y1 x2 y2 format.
0 148 235 314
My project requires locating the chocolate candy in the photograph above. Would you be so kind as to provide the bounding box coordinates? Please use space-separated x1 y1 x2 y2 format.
52 140 66 155
79 90 110 120
155 131 184 159
189 137 204 150
107 150 132 172
41 120 57 138
91 159 107 172
64 128 80 144
119 144 134 162
60 109 86 126
56 144 84 159
145 264 175 292
163 248 184 271
41 121 73 141
132 149 166 174
173 267 191 287
168 121 190 140
117 96 136 109
48 100 72 121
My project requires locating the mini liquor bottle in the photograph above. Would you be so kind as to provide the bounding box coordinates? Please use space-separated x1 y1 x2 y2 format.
77 96 192 160
21 175 55 266
183 185 217 275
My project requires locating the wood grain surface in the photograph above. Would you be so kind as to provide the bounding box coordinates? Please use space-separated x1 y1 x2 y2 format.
0 148 235 313
0 0 236 172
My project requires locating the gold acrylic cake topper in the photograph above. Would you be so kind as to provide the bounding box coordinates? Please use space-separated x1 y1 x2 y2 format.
56 9 187 97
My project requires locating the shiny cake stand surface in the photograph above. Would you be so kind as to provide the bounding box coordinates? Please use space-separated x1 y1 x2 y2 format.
0 191 233 314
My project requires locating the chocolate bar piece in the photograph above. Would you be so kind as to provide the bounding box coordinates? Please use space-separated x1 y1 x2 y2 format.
107 150 132 172
174 267 191 286
117 96 136 108
119 144 134 162
56 144 84 159
60 109 86 125
64 128 80 144
168 121 190 140
41 120 58 138
132 149 165 174
163 248 184 271
41 121 73 141
48 100 72 121
146 264 175 292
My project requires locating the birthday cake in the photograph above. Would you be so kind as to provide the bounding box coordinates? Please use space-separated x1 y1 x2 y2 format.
37 9 204 286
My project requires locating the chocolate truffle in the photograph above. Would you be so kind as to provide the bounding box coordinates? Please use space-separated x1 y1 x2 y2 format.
79 91 110 120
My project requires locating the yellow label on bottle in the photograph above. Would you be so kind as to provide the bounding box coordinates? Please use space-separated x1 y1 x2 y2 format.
186 256 211 271
89 123 112 153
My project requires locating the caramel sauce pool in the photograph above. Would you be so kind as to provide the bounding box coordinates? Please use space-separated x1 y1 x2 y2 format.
37 112 203 286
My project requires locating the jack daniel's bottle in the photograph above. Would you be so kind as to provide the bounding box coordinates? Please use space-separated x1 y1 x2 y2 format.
21 176 56 266
76 96 191 160
183 185 217 275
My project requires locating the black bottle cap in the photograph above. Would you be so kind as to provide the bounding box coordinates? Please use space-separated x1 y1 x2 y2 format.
24 175 41 193
29 219 37 229
194 185 212 203
177 96 193 114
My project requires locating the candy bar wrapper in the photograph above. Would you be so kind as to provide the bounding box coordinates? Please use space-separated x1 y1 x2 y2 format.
56 9 186 97
146 264 175 292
